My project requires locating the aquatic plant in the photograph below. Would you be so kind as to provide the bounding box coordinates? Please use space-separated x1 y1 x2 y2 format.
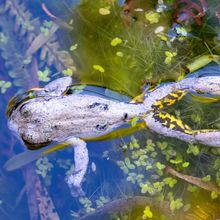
0 0 76 90
0 0 77 219
103 134 220 217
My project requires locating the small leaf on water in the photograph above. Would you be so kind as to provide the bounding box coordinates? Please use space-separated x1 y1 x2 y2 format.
62 68 73 76
70 44 78 51
202 175 211 182
211 191 218 199
111 37 122 47
93 65 105 73
142 206 153 219
116 51 123 57
156 162 165 170
182 162 189 168
99 8 110 15
145 11 160 24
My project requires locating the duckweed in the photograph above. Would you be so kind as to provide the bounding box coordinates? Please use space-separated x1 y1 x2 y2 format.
35 157 53 178
145 11 160 24
110 37 122 47
37 67 51 82
142 206 153 219
0 80 11 94
93 64 105 73
99 7 111 16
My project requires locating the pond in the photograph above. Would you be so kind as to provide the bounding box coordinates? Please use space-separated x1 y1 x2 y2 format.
0 0 220 219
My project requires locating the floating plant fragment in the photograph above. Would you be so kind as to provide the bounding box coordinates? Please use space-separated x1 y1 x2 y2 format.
145 11 160 24
62 68 73 76
70 43 78 51
93 65 105 73
142 206 153 219
164 51 177 65
37 68 51 82
110 37 122 46
0 80 11 93
99 7 111 15
116 51 123 57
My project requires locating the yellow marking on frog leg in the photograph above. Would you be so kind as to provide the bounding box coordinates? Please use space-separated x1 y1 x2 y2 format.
152 90 186 110
153 111 193 135
145 111 220 147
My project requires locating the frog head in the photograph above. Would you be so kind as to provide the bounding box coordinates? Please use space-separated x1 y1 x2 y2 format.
7 77 73 149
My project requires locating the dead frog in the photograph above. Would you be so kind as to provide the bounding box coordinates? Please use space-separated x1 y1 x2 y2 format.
6 73 220 196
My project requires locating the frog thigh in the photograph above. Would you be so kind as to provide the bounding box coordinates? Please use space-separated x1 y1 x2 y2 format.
144 111 194 143
194 130 220 147
65 137 89 197
144 112 220 148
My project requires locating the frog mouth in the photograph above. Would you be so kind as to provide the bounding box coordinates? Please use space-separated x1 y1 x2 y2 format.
22 138 52 150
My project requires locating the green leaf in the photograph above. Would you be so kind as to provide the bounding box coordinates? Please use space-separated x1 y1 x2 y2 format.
93 65 105 73
163 177 177 188
182 162 190 168
62 68 73 76
145 11 160 24
170 198 183 211
156 162 165 170
187 184 198 192
157 141 168 150
170 158 182 164
187 144 200 156
99 8 111 15
70 44 78 51
124 157 135 169
116 51 123 57
110 37 122 47
142 206 153 219
202 175 211 182
211 191 218 199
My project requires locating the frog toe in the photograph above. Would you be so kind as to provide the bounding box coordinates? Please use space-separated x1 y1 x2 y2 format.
69 184 85 197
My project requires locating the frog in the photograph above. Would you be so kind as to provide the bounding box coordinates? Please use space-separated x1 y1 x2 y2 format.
6 64 220 196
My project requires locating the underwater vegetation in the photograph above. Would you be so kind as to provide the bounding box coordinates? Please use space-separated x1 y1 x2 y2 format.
0 0 220 219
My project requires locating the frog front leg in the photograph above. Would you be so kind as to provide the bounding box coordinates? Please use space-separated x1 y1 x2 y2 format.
144 111 220 147
36 76 73 97
65 137 89 197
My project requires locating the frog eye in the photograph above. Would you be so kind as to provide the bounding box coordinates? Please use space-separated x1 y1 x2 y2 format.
19 104 31 118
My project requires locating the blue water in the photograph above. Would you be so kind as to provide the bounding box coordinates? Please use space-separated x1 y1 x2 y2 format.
1 0 220 220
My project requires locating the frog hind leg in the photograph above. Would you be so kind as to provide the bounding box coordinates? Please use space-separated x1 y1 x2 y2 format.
144 111 220 147
65 137 89 197
179 75 220 96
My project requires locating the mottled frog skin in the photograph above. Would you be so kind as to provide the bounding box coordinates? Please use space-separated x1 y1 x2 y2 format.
7 75 220 196
9 87 145 148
